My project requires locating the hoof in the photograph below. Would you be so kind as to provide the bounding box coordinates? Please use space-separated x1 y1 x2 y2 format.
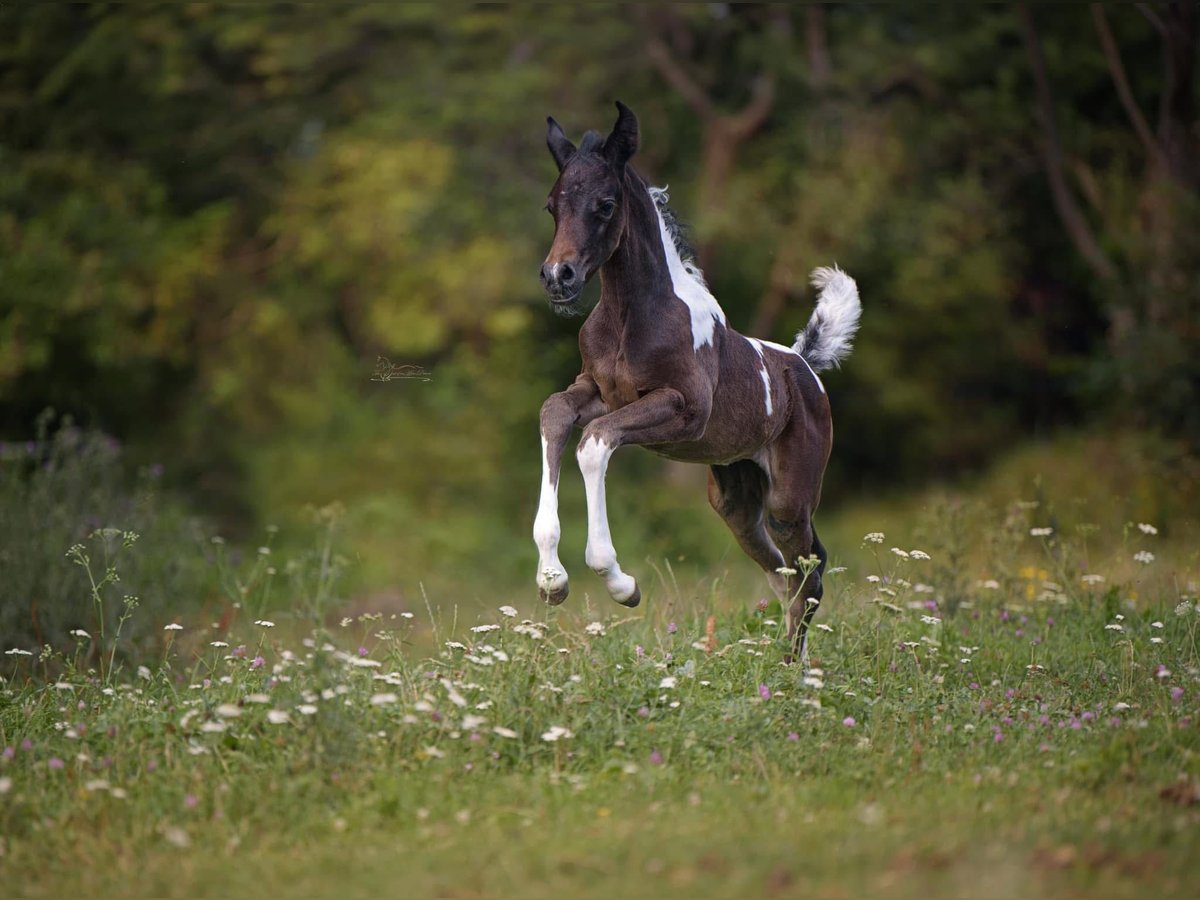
614 584 641 608
540 583 569 606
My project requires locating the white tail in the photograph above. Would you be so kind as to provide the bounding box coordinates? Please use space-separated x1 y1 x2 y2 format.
792 266 862 372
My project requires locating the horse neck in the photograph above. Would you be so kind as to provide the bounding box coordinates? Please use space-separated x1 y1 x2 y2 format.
597 169 673 320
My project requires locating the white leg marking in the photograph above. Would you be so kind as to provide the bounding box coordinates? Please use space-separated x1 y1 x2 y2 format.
533 433 568 596
577 434 637 602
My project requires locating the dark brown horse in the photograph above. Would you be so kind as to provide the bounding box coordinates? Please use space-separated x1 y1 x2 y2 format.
533 102 861 661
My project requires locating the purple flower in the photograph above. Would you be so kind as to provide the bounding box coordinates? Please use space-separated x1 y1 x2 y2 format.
649 749 664 765
20 739 32 752
1015 629 1024 638
357 646 369 658
1171 686 1185 703
635 645 644 659
231 645 247 659
756 598 769 613
2 746 13 760
758 684 771 701
147 760 158 773
251 655 265 670
1046 617 1055 627
969 682 979 691
185 793 199 809
993 730 1004 743
842 716 856 728
1081 711 1095 721
787 732 800 742
999 609 1010 622
1004 689 1016 700
1108 717 1122 728
48 757 65 770
637 706 650 718
667 622 678 635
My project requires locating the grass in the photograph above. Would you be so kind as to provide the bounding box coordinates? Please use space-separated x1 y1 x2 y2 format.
2 492 1199 899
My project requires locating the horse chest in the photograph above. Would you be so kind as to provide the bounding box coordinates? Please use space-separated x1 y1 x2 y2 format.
591 351 642 410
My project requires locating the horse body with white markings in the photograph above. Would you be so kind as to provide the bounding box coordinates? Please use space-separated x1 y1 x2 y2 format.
534 102 861 661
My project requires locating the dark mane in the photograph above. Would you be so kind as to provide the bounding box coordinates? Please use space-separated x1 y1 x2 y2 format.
578 130 605 154
648 186 706 286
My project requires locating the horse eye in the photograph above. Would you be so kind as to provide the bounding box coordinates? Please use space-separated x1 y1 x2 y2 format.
598 199 616 217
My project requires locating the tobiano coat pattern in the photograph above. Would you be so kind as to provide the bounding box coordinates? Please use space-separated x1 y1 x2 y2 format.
533 102 862 662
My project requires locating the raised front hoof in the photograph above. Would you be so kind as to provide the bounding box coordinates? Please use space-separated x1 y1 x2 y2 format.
614 584 641 608
539 583 570 606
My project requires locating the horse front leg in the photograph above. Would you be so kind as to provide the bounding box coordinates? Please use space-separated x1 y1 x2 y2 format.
576 387 708 607
534 376 604 605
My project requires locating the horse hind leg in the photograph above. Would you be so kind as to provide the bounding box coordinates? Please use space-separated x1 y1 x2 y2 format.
766 504 827 665
707 461 789 601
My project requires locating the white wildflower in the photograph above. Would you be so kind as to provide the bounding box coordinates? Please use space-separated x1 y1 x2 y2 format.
909 549 931 561
215 703 241 718
1081 574 1105 585
541 725 573 742
423 746 446 759
493 726 518 739
585 621 606 636
200 721 226 733
1104 623 1123 631
70 629 90 639
1151 621 1164 629
254 620 275 628
498 605 518 618
4 648 33 656
297 704 318 716
921 615 941 626
1137 523 1158 535
866 575 881 584
659 676 677 689
470 624 500 634
266 710 289 724
891 548 910 559
369 693 398 706
163 623 183 631
84 779 110 792
462 714 487 731
815 623 834 633
802 676 824 689
1133 551 1155 565
210 641 229 648
980 580 1000 590
863 532 885 544
444 641 466 650
1029 527 1053 537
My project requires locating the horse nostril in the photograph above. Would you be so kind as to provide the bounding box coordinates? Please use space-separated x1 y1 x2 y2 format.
559 263 576 285
539 264 552 285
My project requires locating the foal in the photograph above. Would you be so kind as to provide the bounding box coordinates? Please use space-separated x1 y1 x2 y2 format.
533 102 862 661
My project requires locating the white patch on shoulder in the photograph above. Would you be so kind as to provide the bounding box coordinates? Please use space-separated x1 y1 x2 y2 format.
648 187 726 351
745 338 774 416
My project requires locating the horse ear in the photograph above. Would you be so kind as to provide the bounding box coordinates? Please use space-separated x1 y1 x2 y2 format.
604 101 639 170
546 116 576 172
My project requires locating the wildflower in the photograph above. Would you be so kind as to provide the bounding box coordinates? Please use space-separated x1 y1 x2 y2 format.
667 622 678 634
266 710 289 725
921 615 941 626
200 721 226 733
0 776 11 794
890 548 910 559
444 641 466 650
210 641 229 648
585 621 606 636
776 567 797 577
1151 621 1164 629
492 726 518 739
648 749 664 765
1133 551 1155 565
470 624 500 634
461 714 487 731
1170 687 1184 703
1155 665 1172 679
909 550 931 561
787 732 800 742
297 704 318 716
499 605 518 618
369 693 398 706
1137 523 1158 535
659 676 677 689
816 623 834 633
541 725 574 742
163 623 183 631
802 676 824 689
863 532 885 544
1104 623 1123 631
1081 574 1105 585
2 747 12 760
254 620 275 628
842 717 856 728
759 684 772 701
1029 527 1053 537
215 703 241 718
358 646 369 658
70 629 90 639
250 655 265 669
4 648 33 656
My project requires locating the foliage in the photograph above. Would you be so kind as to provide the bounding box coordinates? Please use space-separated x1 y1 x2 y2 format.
0 415 212 654
1 495 1198 898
